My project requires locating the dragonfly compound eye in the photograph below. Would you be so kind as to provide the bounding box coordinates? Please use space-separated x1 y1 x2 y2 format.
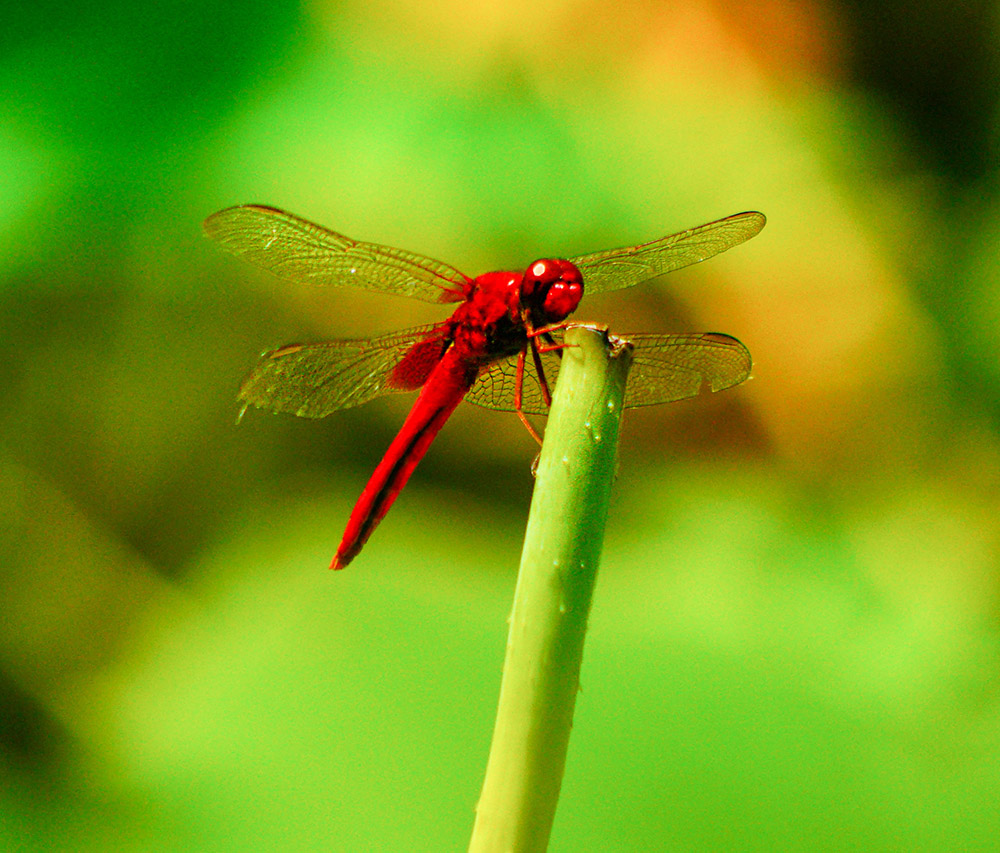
521 259 553 299
522 259 584 322
542 276 582 321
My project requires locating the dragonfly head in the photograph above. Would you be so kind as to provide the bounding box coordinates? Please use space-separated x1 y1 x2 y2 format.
521 258 583 325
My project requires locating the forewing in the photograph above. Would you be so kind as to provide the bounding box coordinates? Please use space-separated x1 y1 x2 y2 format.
623 333 752 406
204 205 470 303
571 211 765 295
238 324 448 419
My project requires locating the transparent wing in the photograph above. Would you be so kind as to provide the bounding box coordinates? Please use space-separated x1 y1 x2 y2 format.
622 332 751 406
570 211 765 295
464 331 750 415
465 345 565 416
238 324 449 419
205 205 470 304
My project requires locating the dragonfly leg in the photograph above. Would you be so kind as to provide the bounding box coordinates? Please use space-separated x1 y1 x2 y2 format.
514 347 544 447
518 410 544 447
528 321 575 353
530 336 553 408
529 320 570 337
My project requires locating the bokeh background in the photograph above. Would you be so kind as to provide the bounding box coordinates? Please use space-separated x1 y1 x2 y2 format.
3 0 1000 849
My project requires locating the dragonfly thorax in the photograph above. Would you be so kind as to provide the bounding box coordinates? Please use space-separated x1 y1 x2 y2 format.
520 258 583 326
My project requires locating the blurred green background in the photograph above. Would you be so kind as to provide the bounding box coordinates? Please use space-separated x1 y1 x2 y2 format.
3 0 1000 849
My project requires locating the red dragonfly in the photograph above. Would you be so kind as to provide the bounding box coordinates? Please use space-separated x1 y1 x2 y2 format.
204 205 764 569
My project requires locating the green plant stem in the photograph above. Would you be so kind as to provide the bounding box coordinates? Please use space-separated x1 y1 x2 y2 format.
468 325 634 853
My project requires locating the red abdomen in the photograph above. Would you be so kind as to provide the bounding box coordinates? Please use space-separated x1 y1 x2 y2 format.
331 347 479 569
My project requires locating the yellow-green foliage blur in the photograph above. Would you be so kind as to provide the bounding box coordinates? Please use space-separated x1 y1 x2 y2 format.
3 1 999 849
